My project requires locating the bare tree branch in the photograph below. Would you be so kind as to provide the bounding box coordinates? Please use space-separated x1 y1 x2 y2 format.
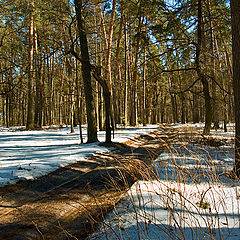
206 74 230 94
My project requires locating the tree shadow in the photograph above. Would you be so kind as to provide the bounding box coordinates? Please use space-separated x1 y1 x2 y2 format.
0 134 164 239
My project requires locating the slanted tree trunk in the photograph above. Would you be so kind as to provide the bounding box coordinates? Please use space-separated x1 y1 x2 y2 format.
230 0 240 176
74 0 98 143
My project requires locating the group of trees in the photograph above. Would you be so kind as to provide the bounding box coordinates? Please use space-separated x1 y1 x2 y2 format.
0 0 235 139
1 0 240 174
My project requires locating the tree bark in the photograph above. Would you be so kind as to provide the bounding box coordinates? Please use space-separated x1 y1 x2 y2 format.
26 0 35 130
124 15 128 126
207 0 219 130
142 18 147 126
93 68 111 143
97 0 116 133
196 0 213 135
115 12 124 125
74 0 98 143
131 11 142 126
34 26 43 128
230 0 240 176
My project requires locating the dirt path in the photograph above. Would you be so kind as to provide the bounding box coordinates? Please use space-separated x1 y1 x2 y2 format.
0 126 180 240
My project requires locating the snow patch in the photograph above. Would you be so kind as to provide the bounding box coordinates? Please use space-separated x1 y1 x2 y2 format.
0 125 159 187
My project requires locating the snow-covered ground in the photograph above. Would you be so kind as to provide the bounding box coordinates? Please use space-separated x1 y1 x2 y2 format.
0 124 158 187
1 123 239 239
90 127 240 240
173 122 235 140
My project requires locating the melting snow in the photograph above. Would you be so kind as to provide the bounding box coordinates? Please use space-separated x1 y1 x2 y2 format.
90 127 240 240
0 125 158 186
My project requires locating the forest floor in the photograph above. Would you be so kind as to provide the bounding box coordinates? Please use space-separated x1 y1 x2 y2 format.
0 125 176 239
0 124 238 240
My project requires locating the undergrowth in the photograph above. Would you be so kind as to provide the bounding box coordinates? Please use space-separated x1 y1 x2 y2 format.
88 135 239 240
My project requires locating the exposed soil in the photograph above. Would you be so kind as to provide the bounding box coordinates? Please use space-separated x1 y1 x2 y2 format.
0 125 215 240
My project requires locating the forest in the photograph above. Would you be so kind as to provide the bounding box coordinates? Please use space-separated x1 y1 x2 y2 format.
1 0 240 239
0 0 235 136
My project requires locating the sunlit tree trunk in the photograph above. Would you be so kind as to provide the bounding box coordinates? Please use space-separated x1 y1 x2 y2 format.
34 25 43 128
26 0 35 130
131 11 142 126
75 60 83 143
124 15 128 126
115 12 124 125
142 18 147 126
65 58 75 133
97 0 116 132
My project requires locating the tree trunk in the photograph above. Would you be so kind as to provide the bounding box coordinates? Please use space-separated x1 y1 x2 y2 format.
142 18 147 126
74 0 98 143
93 68 111 143
201 75 213 134
96 39 104 131
48 53 55 126
26 0 35 130
131 12 142 126
115 12 124 125
124 15 128 126
66 58 75 133
97 0 117 133
230 0 240 176
8 67 14 127
192 90 200 123
196 0 213 135
170 93 178 123
207 0 219 130
34 27 43 128
180 92 186 124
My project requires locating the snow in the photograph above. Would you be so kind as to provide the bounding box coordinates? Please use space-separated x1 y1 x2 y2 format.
1 123 239 239
0 124 158 187
89 128 240 240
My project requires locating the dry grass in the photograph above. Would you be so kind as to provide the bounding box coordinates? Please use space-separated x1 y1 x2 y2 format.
88 134 239 240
